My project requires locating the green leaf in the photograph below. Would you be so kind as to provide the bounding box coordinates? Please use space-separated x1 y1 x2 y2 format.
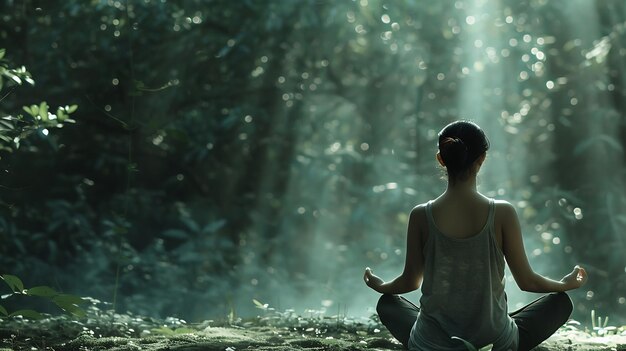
63 304 86 317
5 71 21 84
52 294 85 306
39 102 48 121
174 327 195 334
22 106 33 116
10 309 43 320
204 219 226 233
56 108 66 121
216 44 233 58
181 217 200 232
253 299 268 309
27 286 58 297
151 326 175 335
30 104 39 117
52 294 86 317
0 48 5 60
451 336 477 351
66 104 78 113
161 229 188 239
1 274 25 293
0 120 13 130
0 304 7 316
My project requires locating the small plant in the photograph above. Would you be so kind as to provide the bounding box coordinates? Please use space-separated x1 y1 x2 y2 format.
590 309 621 336
451 336 493 351
0 274 86 319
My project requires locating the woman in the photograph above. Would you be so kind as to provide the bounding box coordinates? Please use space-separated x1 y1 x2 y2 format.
363 120 588 351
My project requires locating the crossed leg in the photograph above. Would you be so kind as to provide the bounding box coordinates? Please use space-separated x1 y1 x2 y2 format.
376 292 572 351
376 294 420 349
509 292 573 351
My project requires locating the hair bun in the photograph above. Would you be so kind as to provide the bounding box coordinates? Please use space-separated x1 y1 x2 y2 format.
439 137 468 170
437 120 490 183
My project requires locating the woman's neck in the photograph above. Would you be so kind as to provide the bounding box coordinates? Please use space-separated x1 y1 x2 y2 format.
444 177 478 196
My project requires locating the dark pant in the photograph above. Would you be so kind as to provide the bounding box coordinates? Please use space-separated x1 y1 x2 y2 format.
376 292 573 350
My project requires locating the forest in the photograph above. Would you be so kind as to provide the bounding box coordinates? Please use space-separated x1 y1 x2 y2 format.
0 0 625 350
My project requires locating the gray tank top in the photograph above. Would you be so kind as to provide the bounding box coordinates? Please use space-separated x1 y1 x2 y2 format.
408 199 518 351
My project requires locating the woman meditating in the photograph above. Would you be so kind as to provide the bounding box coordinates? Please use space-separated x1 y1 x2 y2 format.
363 120 588 351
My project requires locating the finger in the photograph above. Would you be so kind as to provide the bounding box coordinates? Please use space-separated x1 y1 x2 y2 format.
364 269 373 282
576 267 588 284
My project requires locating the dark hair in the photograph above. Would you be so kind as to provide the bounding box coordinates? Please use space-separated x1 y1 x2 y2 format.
438 120 490 183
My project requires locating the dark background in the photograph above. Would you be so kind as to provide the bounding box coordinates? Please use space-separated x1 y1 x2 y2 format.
0 0 625 324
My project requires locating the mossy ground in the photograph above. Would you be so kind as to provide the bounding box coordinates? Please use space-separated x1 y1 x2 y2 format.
0 306 624 351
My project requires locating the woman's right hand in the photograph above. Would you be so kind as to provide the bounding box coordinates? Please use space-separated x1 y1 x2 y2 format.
560 265 588 290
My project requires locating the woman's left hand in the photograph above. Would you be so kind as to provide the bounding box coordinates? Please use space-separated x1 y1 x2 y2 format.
560 265 588 290
363 267 384 292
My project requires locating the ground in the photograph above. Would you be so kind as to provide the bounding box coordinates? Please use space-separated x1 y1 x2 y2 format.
0 305 624 350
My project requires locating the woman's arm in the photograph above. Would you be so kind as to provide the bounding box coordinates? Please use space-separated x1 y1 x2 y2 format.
500 201 588 292
364 205 426 294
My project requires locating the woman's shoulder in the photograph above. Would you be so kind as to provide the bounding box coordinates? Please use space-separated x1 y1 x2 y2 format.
492 199 518 222
493 199 516 210
409 202 430 222
409 203 430 241
410 201 430 214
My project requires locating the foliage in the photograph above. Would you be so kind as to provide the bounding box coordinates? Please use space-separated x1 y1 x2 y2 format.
0 48 80 321
0 48 34 88
0 274 86 319
0 49 77 152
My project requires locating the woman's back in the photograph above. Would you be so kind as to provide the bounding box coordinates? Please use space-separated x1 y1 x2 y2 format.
409 197 518 350
430 193 492 239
